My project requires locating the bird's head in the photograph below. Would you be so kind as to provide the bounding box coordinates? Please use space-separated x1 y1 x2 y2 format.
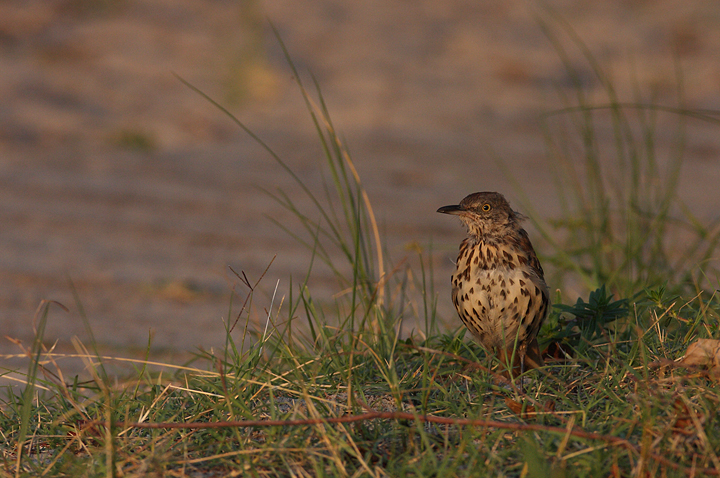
437 191 523 239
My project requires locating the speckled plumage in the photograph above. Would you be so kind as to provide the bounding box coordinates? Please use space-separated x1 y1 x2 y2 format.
438 191 549 375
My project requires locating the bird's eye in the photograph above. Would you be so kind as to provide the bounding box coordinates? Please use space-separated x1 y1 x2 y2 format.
482 204 491 212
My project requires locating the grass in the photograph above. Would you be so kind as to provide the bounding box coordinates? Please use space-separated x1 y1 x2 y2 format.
3 19 720 478
2 282 720 476
506 7 720 299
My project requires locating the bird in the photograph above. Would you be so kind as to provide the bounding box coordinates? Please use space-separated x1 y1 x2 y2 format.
437 191 549 376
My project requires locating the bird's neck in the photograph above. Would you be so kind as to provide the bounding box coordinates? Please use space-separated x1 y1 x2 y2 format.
466 227 513 246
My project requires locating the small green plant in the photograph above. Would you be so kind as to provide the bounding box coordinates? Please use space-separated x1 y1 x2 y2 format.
545 285 629 349
221 0 278 105
111 127 157 152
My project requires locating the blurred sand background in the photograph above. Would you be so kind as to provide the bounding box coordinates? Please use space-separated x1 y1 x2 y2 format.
2 0 720 385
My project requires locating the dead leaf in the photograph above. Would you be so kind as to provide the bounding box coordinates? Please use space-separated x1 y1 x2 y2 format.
505 398 555 419
671 398 693 434
680 339 720 368
505 397 535 418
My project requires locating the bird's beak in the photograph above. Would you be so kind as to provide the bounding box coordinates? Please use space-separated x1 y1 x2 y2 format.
437 204 463 215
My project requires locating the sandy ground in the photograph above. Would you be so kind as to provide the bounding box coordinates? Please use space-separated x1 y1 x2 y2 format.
2 0 720 388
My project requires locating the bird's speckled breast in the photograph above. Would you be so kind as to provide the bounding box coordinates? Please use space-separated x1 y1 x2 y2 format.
451 239 548 351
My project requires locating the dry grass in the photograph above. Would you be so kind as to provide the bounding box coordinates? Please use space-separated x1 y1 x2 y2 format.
2 285 720 477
